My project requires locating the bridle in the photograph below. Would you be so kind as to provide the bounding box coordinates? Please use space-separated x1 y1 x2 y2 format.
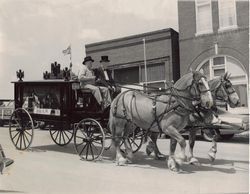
188 76 211 102
214 79 237 102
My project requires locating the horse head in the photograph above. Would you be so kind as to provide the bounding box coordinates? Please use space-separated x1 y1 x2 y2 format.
174 71 213 109
211 72 240 108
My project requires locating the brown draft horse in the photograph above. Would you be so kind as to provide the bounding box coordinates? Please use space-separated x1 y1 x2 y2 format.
177 72 240 166
109 71 213 171
146 72 240 168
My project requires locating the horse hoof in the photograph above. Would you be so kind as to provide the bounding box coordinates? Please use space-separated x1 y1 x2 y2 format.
146 146 153 156
208 151 216 162
155 153 166 161
116 157 127 166
175 153 187 165
167 158 180 172
189 157 201 166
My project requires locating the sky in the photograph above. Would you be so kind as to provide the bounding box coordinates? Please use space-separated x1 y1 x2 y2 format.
0 0 178 98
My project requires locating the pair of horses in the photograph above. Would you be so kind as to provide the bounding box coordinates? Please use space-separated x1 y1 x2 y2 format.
109 71 239 172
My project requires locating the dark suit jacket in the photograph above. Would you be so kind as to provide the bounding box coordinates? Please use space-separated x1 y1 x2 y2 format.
93 68 115 87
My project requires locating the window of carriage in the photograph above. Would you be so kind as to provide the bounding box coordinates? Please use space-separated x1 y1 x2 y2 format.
195 0 213 35
218 0 237 31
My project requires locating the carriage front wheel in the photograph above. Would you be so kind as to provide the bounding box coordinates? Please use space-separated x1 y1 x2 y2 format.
74 118 105 161
9 108 34 150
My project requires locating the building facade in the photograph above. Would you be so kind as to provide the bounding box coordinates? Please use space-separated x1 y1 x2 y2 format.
85 28 180 89
178 0 249 107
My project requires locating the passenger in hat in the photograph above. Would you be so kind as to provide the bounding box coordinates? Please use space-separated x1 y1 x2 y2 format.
94 56 121 98
78 56 111 110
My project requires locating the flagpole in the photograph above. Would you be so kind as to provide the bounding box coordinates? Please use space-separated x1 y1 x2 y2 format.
143 38 147 89
69 44 72 70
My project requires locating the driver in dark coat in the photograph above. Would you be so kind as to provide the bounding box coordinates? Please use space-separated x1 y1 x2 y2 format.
93 56 120 98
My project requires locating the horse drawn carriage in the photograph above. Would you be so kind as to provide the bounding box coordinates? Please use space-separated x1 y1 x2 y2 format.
9 67 242 171
8 71 144 161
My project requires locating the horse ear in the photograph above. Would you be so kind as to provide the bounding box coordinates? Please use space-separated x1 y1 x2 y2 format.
223 72 228 80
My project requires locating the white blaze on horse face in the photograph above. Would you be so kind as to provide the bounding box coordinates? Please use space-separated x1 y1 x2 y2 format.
200 77 213 109
229 92 240 107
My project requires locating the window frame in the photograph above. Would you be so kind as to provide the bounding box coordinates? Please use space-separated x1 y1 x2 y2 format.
195 0 213 36
218 0 238 32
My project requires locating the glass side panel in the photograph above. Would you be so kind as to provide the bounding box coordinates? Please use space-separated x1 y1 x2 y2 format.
22 85 61 116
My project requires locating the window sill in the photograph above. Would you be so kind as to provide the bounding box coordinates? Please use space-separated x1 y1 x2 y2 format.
195 30 214 37
218 25 238 33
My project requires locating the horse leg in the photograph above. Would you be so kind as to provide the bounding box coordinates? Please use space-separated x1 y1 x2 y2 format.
208 129 218 162
167 138 180 171
146 132 166 160
166 125 187 167
110 117 127 166
188 128 200 165
123 138 133 163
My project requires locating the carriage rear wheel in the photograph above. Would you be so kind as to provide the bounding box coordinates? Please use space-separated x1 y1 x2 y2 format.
49 126 74 146
9 108 34 150
120 127 144 153
74 118 105 161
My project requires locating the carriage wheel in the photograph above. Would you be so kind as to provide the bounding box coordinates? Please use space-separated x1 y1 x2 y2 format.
120 127 144 153
74 118 105 161
9 108 34 150
49 126 74 146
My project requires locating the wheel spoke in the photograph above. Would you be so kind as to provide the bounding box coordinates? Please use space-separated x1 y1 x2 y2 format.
91 143 99 152
85 143 89 160
11 131 20 140
130 138 139 148
51 130 57 135
22 133 27 148
63 130 70 141
15 133 21 146
23 132 30 143
79 143 88 156
61 131 66 144
19 133 23 149
54 130 60 141
89 143 94 160
24 130 32 137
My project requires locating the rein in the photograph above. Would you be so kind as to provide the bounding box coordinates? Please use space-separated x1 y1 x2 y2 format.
112 80 204 135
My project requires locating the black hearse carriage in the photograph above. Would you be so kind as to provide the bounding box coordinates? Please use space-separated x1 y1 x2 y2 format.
9 67 143 161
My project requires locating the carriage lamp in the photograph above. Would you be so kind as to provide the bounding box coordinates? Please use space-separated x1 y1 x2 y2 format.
63 67 70 81
16 69 24 81
43 71 51 79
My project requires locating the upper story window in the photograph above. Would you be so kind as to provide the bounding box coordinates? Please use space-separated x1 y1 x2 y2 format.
195 0 213 35
218 0 237 30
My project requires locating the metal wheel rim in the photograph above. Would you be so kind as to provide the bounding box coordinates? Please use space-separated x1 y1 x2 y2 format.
9 108 34 150
74 118 105 161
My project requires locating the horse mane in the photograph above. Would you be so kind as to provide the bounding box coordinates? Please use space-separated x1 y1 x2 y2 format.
208 77 221 91
174 72 193 89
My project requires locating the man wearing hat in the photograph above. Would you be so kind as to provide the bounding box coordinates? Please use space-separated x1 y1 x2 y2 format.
94 56 120 98
78 56 111 110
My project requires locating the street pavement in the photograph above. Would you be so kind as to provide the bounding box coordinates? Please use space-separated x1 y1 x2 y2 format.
0 127 249 194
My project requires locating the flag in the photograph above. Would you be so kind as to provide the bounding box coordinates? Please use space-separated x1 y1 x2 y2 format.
62 45 71 55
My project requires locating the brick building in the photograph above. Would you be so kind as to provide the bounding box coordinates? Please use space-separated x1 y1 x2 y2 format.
85 28 179 89
178 0 249 107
